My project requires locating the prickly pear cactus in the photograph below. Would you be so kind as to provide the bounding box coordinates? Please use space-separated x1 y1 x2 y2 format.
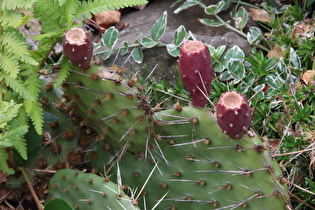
46 168 140 209
61 64 154 153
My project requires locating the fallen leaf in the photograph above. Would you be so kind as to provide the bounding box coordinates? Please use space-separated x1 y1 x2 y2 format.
268 45 283 59
249 8 272 23
92 10 121 29
301 70 315 85
292 21 315 39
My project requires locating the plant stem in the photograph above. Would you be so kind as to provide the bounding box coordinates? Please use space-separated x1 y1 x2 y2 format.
20 167 44 210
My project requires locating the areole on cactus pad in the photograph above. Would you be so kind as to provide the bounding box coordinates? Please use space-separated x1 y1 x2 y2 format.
178 40 214 107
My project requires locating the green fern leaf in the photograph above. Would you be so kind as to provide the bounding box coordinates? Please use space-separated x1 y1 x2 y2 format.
0 100 22 128
0 11 24 28
65 0 80 28
0 125 28 159
76 0 148 20
1 0 36 10
0 149 14 174
55 57 72 87
24 100 43 135
3 75 35 100
0 52 20 78
34 0 66 33
1 30 38 65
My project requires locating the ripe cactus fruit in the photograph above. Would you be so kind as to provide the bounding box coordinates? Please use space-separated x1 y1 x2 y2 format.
46 169 140 209
178 40 214 107
63 27 93 69
216 91 251 139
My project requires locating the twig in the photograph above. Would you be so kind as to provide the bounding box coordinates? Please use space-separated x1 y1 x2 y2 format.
20 167 43 210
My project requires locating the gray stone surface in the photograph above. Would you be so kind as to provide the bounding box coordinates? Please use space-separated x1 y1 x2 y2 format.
102 0 252 83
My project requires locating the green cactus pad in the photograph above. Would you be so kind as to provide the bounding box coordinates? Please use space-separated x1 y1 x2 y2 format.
114 106 288 209
62 64 154 153
46 168 140 209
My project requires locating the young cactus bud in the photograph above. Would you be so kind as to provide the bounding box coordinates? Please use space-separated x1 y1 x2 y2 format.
63 27 93 69
178 40 213 107
216 91 251 139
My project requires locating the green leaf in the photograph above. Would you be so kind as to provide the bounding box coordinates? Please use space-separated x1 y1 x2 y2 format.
151 11 167 41
1 0 36 10
131 47 143 64
103 49 113 60
174 0 199 14
289 47 301 69
140 37 158 48
247 27 263 45
0 100 22 128
233 6 248 31
55 57 72 88
0 150 14 174
199 18 224 27
0 53 20 78
219 71 233 81
45 198 74 210
174 25 186 46
120 41 129 56
224 46 245 62
24 100 43 135
102 26 119 48
227 59 245 83
204 1 225 15
166 44 180 57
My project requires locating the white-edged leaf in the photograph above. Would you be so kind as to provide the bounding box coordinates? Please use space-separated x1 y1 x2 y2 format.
120 41 129 56
166 44 180 57
247 27 263 45
233 6 248 31
219 71 233 81
131 47 143 64
174 25 186 46
289 47 301 69
174 1 199 14
140 37 158 48
151 11 167 41
227 59 245 83
199 18 224 27
225 45 245 62
102 26 118 47
103 49 112 60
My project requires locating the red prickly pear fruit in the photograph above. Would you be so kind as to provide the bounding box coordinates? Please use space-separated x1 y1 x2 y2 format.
178 40 214 107
216 91 251 139
63 27 93 69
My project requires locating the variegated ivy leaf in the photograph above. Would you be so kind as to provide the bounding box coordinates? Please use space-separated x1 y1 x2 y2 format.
140 37 158 48
227 58 245 83
247 27 263 45
289 47 301 70
199 18 223 27
102 26 118 48
174 25 186 47
204 1 225 15
232 6 248 31
131 47 143 64
151 11 167 41
166 44 180 57
174 0 199 14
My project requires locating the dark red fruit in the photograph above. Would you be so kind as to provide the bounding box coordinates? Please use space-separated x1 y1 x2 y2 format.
178 40 214 107
63 27 93 69
216 91 251 139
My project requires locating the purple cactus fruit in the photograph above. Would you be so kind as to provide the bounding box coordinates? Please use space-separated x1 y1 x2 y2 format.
216 91 251 139
178 40 214 107
63 27 93 69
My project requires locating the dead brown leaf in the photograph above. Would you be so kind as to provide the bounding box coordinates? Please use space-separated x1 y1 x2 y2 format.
249 8 272 23
92 10 121 29
268 45 283 59
292 21 315 39
301 70 315 85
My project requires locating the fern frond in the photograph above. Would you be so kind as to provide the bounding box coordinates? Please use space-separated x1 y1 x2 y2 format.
24 100 43 134
0 11 24 28
34 0 66 33
65 0 80 28
24 71 43 98
3 75 35 100
0 52 20 78
1 0 36 10
0 125 28 159
0 100 22 128
0 149 13 174
55 57 72 87
76 0 148 20
1 30 38 65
